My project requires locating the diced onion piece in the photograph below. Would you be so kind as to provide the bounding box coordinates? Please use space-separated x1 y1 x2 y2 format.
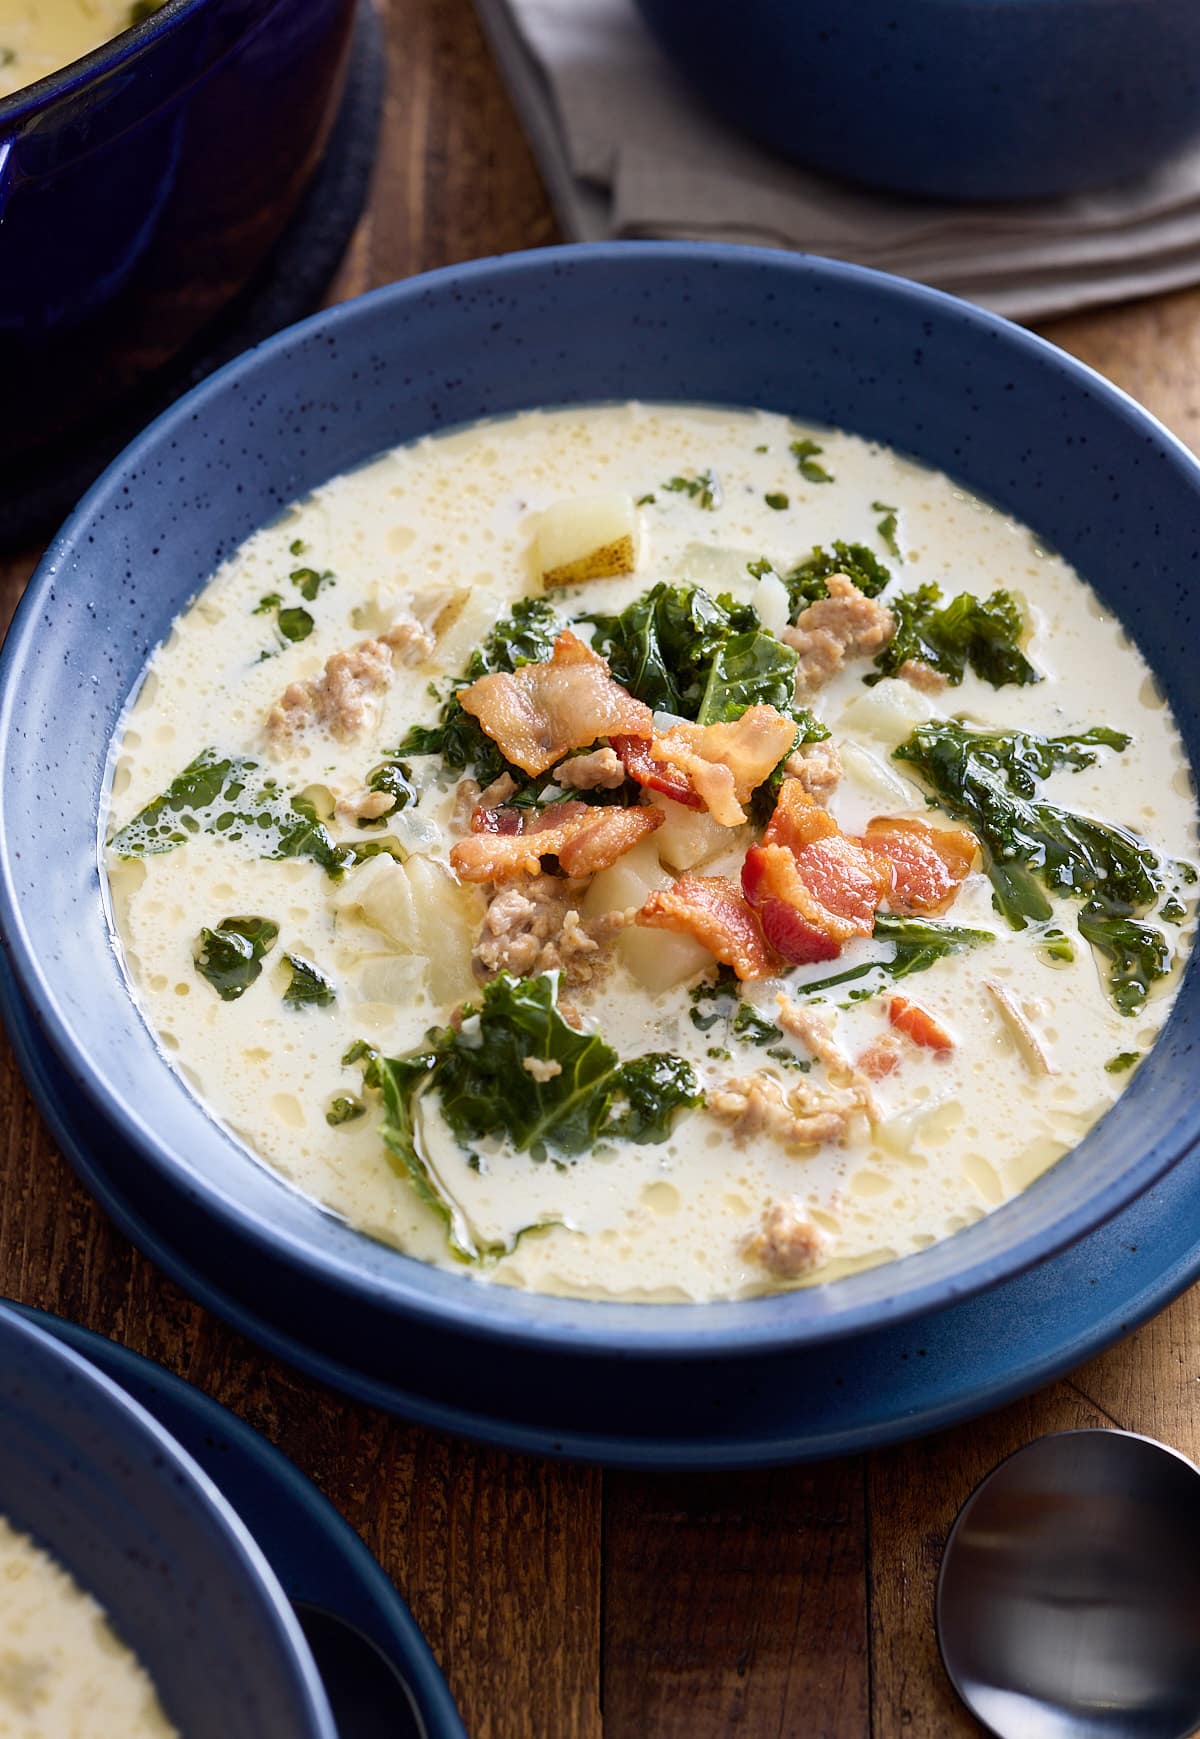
752 569 791 636
536 494 639 587
837 678 937 748
337 853 482 1003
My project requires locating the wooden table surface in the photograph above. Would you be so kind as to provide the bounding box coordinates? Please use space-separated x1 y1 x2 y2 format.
4 4 1200 1735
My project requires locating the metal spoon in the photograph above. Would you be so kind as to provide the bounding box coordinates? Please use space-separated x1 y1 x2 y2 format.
937 1430 1200 1739
293 1603 429 1739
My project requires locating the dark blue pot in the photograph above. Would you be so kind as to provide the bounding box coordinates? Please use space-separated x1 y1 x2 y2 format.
0 0 354 461
634 0 1200 201
3 244 1200 1460
0 1304 336 1736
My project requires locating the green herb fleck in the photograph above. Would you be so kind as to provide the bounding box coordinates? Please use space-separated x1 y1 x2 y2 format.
636 492 656 506
326 1095 366 1125
764 492 790 512
289 538 307 556
1105 1051 1141 1074
253 593 282 615
661 470 722 510
278 605 314 643
790 438 833 484
290 566 334 602
194 917 278 1001
873 501 900 558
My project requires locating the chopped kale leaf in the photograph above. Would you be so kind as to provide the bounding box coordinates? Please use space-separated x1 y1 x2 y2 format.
111 749 367 880
780 542 891 615
361 758 417 825
283 953 336 1008
894 719 1188 1011
194 917 278 1001
790 439 833 484
349 973 702 1261
793 912 994 998
867 584 1038 689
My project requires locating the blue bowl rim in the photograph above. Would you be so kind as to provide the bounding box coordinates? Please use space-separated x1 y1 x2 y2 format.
0 1300 337 1734
3 239 1199 1363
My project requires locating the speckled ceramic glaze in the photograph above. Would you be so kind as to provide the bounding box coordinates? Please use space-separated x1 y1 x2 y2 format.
3 244 1200 1463
0 0 355 460
634 0 1200 200
0 1305 336 1736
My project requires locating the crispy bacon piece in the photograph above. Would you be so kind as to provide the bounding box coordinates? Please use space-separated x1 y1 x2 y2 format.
458 631 652 777
451 803 661 883
889 996 955 1052
636 874 777 981
611 734 704 809
860 815 978 915
742 845 850 965
471 805 522 835
743 781 890 966
648 706 798 827
762 779 840 854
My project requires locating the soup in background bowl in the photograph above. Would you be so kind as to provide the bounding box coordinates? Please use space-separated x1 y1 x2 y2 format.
0 1304 336 1738
3 244 1200 1451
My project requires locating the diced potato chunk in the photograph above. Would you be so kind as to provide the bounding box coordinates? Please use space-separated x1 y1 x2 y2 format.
618 925 713 993
581 836 667 917
536 494 640 588
650 794 738 873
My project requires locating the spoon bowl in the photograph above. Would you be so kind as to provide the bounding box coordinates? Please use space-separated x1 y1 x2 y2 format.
937 1430 1200 1739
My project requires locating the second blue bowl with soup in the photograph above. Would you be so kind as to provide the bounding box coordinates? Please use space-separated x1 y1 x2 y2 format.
0 1304 335 1737
634 0 1200 200
0 0 355 462
2 243 1200 1457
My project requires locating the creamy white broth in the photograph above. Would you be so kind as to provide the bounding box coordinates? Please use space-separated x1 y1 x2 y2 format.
0 1515 178 1738
0 1 159 98
105 404 1197 1301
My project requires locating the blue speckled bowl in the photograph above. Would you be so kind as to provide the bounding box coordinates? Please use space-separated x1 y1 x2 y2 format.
0 1304 335 1737
634 0 1200 200
1 243 1199 1452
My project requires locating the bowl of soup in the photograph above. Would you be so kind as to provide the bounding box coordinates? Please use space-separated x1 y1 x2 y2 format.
633 0 1200 200
0 0 355 463
1 244 1198 1451
0 1302 336 1736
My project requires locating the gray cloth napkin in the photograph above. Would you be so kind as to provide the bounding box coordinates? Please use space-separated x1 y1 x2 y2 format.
473 0 1200 322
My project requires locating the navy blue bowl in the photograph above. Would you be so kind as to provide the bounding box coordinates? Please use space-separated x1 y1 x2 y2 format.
0 0 354 462
0 1304 336 1736
2 243 1199 1436
634 0 1200 201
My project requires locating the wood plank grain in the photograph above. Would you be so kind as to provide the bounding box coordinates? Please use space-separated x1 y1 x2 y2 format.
602 1463 869 1738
